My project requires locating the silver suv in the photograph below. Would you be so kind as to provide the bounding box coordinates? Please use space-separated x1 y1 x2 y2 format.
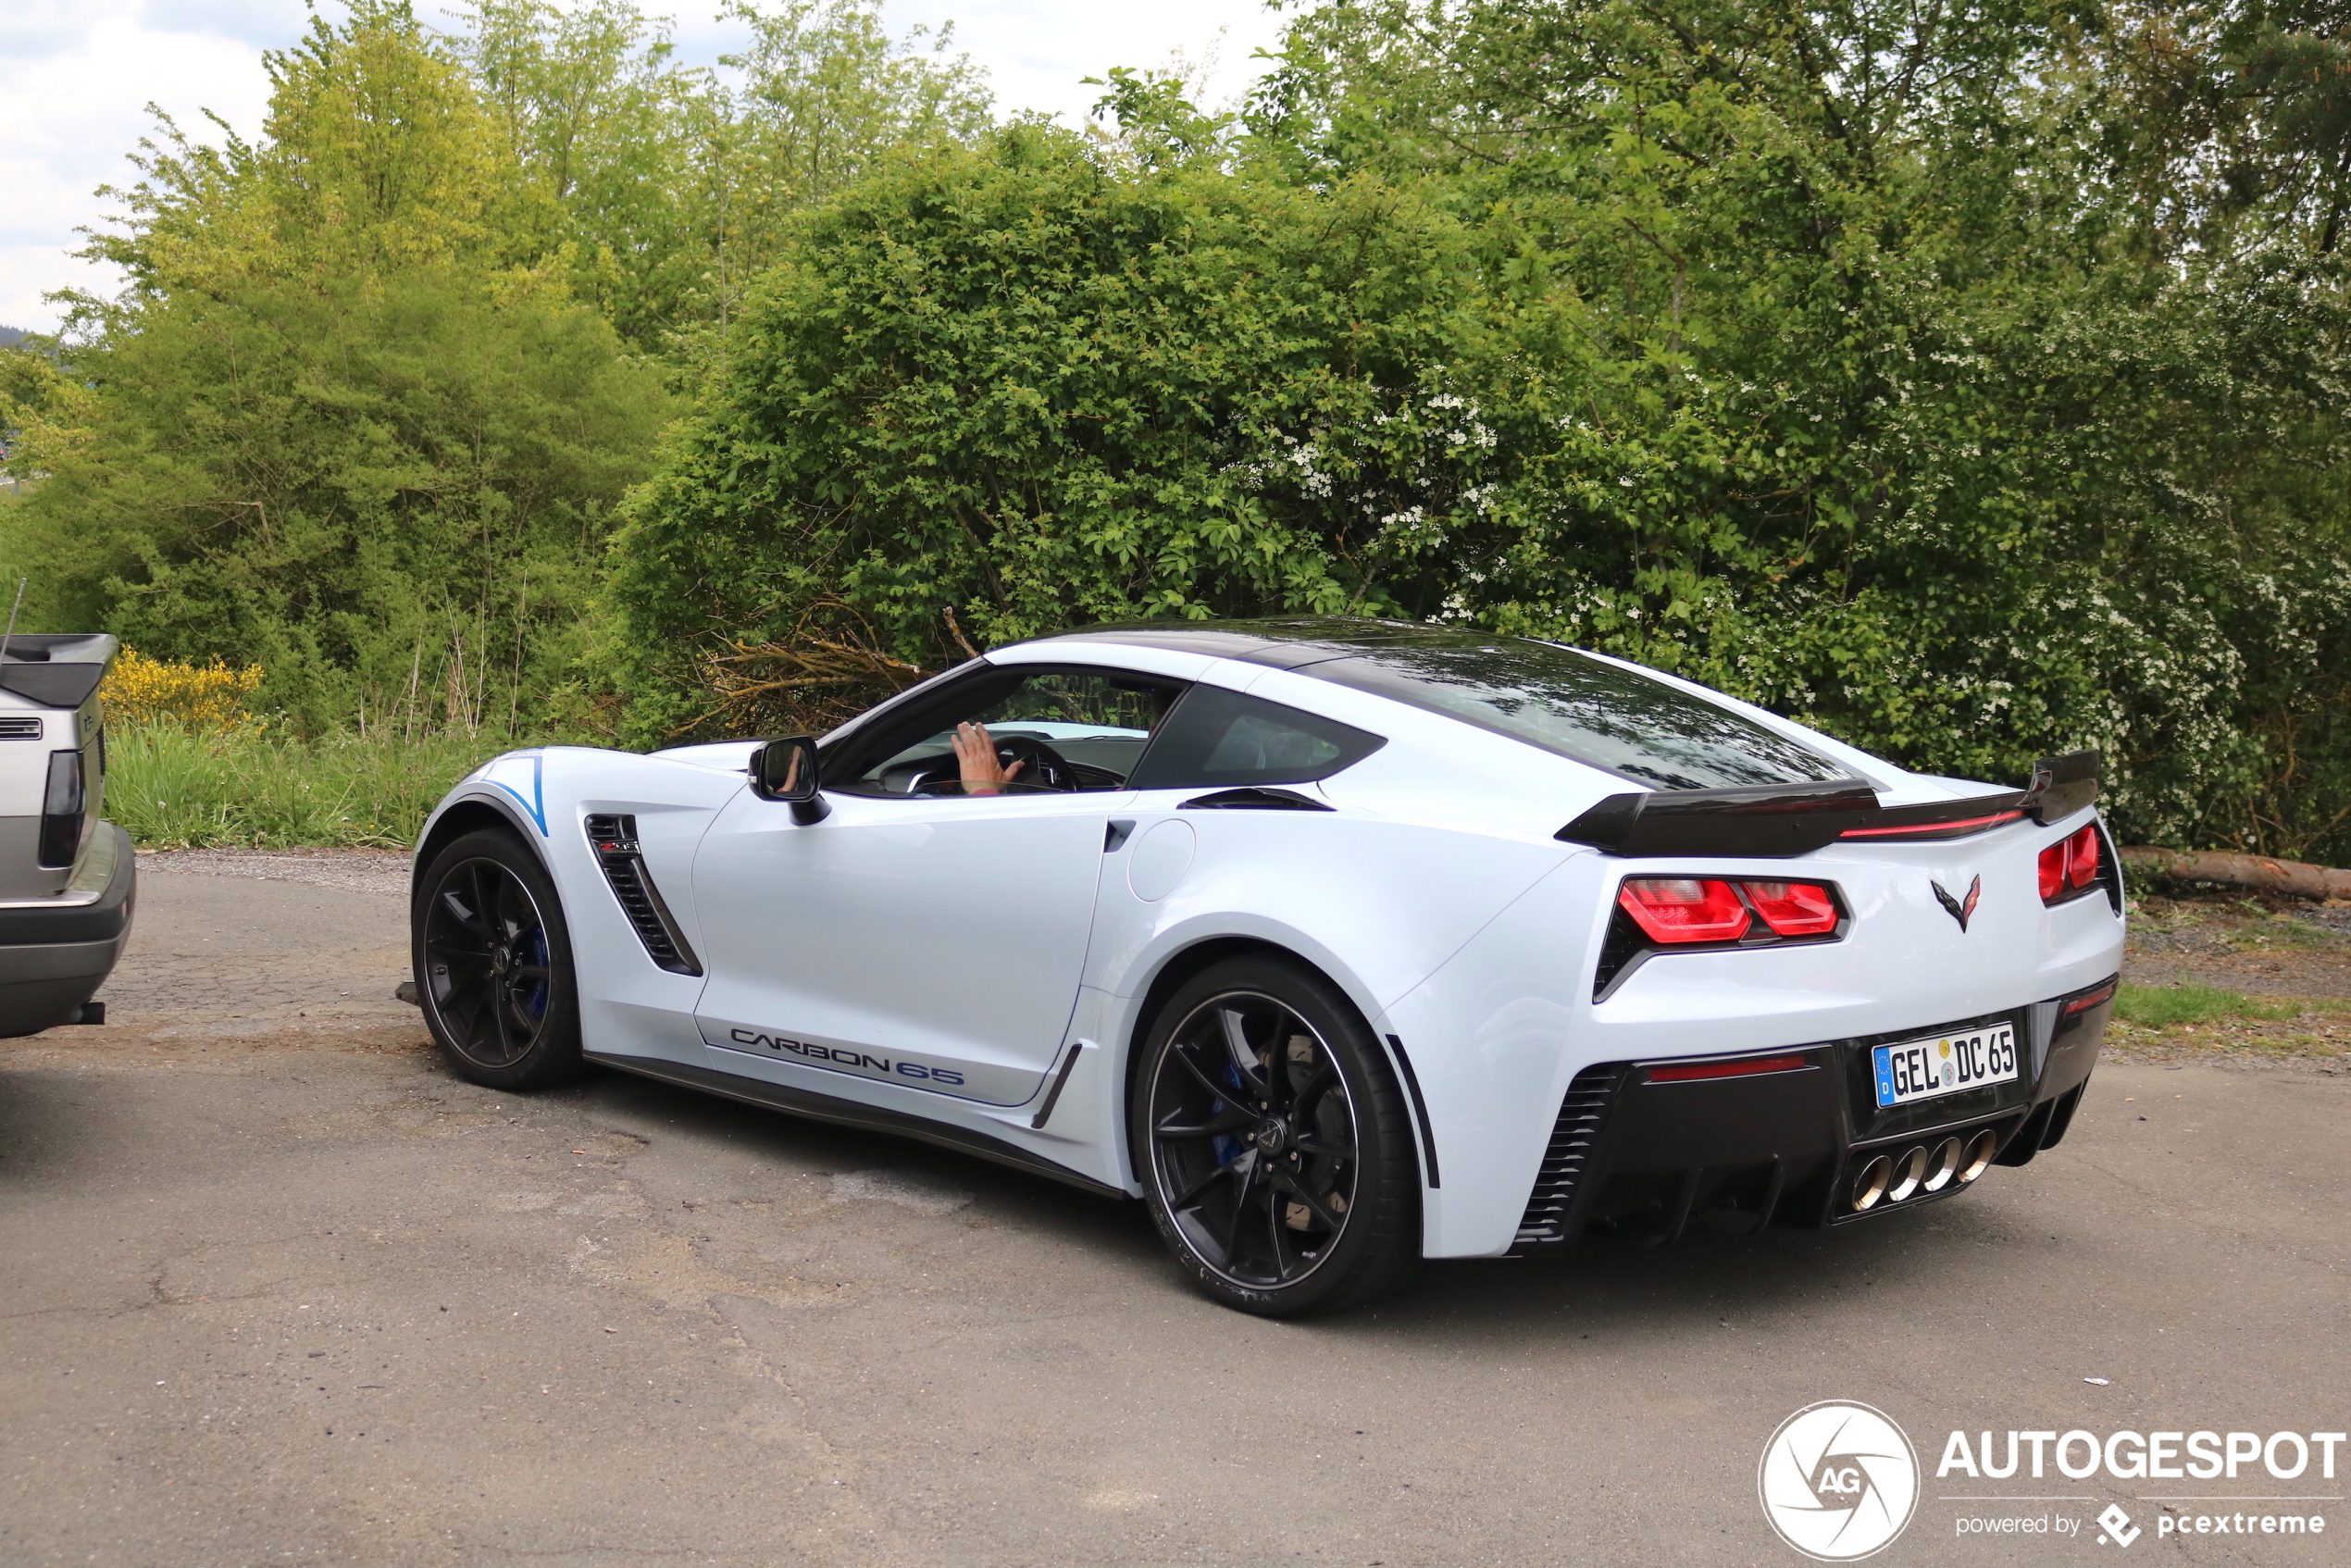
0 633 131 1035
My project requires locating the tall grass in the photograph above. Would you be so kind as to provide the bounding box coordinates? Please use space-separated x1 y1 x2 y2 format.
2112 982 2301 1028
102 722 529 850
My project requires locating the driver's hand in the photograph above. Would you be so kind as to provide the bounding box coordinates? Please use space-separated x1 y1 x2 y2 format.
952 722 1026 796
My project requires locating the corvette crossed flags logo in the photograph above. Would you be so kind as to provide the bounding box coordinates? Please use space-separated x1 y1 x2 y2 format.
1932 875 1984 932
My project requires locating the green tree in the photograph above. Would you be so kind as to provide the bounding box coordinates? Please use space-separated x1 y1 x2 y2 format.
81 0 516 303
0 336 90 477
681 0 994 356
5 267 667 734
458 0 993 350
6 1 671 734
460 0 704 342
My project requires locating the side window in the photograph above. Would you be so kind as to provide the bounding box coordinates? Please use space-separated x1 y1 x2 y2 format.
835 667 1187 796
974 671 1166 736
1126 686 1385 790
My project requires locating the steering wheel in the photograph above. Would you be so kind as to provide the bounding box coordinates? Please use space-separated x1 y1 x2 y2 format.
911 732 1077 794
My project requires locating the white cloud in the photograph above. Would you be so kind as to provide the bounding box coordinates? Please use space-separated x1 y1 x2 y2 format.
669 1 1289 127
877 0 1289 127
0 1 281 331
0 0 1292 332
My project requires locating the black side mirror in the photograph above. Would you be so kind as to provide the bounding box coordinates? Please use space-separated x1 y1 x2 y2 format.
751 736 829 824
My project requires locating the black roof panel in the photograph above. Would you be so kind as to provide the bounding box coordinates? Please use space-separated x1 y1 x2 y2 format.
1043 616 1502 670
1040 617 1848 790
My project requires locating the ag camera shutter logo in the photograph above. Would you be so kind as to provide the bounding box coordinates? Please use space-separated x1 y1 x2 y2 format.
1759 1400 1921 1561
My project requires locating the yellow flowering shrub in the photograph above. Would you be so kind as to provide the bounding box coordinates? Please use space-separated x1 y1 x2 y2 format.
100 649 265 731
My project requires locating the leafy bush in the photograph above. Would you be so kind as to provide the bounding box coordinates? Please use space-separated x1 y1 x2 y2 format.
602 10 2351 865
1241 0 2351 860
604 126 1487 740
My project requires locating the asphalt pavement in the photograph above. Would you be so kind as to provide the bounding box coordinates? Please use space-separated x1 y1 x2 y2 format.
0 856 2344 1567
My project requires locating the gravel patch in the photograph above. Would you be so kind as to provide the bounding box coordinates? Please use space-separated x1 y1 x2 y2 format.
2300 902 2351 937
136 847 412 898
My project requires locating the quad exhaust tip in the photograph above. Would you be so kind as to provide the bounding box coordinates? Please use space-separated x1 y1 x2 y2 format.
1851 1129 2002 1212
1922 1137 1963 1193
1959 1128 1999 1183
1850 1154 1893 1212
1885 1145 1930 1203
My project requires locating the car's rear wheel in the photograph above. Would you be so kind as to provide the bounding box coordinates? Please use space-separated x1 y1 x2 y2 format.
1132 956 1422 1316
413 828 583 1090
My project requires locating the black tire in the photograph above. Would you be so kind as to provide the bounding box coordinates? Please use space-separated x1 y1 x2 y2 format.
1130 956 1423 1317
412 828 584 1090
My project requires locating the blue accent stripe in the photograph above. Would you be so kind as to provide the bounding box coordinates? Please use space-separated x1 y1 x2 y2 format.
490 753 548 836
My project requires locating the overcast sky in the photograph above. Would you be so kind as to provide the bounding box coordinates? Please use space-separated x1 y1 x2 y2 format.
0 0 1293 333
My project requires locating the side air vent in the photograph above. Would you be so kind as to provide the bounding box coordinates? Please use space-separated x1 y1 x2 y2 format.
584 813 702 976
0 716 42 740
1512 1063 1625 1248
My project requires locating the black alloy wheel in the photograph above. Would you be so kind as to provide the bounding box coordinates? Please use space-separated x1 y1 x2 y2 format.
414 828 583 1090
1135 956 1422 1316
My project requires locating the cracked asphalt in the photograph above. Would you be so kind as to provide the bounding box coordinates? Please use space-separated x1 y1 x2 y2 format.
1 858 2345 1566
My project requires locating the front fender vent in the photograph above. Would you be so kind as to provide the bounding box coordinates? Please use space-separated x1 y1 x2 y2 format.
1512 1063 1625 1249
584 813 702 977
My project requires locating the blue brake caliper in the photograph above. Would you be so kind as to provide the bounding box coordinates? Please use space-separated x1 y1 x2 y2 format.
522 927 550 1022
1211 1063 1247 1168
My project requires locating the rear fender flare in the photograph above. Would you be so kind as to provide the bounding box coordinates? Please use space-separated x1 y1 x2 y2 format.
1109 927 1429 1205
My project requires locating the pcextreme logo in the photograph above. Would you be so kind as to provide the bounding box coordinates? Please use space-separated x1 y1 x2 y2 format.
1759 1400 1922 1562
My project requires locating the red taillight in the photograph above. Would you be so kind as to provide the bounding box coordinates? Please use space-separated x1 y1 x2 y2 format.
2065 824 2100 890
2039 824 2105 903
1742 880 1840 937
1618 878 1751 943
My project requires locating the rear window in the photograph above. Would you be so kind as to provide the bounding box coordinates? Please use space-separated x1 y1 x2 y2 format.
1127 687 1385 790
1301 642 1847 790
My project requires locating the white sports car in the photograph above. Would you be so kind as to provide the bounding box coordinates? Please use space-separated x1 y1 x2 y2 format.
409 618 2122 1315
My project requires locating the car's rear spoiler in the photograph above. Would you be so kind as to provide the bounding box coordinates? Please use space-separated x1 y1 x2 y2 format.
1555 749 2101 859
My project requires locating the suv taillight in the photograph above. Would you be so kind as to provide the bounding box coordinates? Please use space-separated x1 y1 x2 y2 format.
38 749 85 867
2037 823 2102 904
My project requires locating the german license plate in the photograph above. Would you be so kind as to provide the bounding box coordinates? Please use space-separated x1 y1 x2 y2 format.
1872 1025 2018 1108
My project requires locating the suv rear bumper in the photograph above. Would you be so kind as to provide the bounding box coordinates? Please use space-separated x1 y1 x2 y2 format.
0 822 134 1037
1512 976 2114 1250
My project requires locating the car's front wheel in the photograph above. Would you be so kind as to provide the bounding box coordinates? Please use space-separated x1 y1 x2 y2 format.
413 828 584 1090
1132 956 1423 1316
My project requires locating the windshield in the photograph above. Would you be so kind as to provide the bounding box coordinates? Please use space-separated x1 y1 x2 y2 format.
1300 641 1848 790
